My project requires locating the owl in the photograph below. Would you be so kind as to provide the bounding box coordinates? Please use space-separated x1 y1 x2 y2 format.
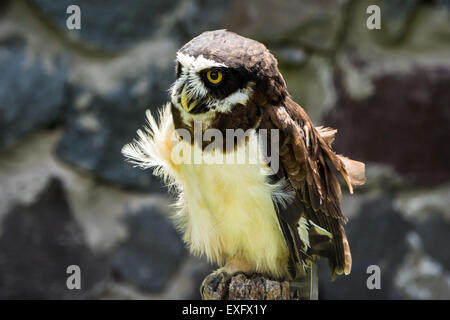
123 30 365 299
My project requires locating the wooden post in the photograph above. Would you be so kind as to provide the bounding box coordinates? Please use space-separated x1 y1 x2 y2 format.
201 273 298 300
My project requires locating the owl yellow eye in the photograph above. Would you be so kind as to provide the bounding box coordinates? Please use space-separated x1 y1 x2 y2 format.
206 70 223 84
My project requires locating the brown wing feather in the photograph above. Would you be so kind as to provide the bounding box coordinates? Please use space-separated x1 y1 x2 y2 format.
262 96 365 278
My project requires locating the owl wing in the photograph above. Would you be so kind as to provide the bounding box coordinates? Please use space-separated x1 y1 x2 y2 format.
261 96 365 279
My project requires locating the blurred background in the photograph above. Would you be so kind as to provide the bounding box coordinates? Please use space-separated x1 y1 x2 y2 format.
0 0 449 299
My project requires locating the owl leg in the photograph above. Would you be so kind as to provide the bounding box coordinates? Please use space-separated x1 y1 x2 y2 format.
200 268 233 299
200 258 253 299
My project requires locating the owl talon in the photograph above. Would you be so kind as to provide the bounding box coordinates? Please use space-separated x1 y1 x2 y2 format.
200 269 233 300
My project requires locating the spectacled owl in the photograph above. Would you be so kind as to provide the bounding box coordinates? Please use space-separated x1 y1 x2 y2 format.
123 30 365 299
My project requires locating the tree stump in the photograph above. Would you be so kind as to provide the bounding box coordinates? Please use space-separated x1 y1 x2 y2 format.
201 272 298 300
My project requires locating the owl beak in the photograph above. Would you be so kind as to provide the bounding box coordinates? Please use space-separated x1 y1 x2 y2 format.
180 86 198 112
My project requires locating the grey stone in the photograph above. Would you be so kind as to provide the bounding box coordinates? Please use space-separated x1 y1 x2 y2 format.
345 0 450 50
30 0 180 50
0 36 67 151
361 164 405 193
438 0 450 9
324 66 450 186
395 185 450 221
0 178 110 299
378 0 450 44
220 0 347 52
112 206 186 293
414 215 450 270
279 56 335 122
0 1 11 15
171 0 230 42
319 196 411 299
381 0 420 19
273 47 308 67
394 232 450 299
57 66 173 192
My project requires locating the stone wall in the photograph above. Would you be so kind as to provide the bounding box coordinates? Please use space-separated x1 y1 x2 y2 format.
0 0 448 299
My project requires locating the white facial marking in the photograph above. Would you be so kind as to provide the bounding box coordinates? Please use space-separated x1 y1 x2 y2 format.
176 52 226 72
171 53 253 125
215 85 253 113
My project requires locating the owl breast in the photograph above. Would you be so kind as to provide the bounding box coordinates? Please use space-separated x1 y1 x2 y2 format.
169 129 291 278
122 104 292 278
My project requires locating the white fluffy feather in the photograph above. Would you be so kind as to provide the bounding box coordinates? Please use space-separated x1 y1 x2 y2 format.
122 104 294 277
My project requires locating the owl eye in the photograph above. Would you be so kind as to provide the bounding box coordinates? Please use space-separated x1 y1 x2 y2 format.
206 70 223 84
